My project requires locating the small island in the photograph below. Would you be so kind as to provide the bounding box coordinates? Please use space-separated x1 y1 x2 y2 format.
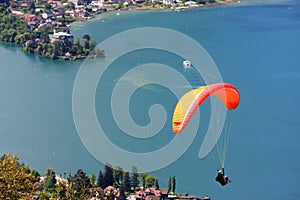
0 0 241 60
0 154 211 200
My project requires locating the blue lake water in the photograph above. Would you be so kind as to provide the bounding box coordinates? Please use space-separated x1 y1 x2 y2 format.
1 0 300 199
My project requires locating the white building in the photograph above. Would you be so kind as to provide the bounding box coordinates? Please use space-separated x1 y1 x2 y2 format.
51 30 74 43
184 0 197 6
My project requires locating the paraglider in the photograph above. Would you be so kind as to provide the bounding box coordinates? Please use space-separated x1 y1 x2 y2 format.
172 83 240 186
215 169 232 186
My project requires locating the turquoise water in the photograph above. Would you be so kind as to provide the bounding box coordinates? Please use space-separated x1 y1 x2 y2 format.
1 0 300 199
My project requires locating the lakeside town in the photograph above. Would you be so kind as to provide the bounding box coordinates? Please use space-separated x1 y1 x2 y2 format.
0 0 240 60
0 154 211 200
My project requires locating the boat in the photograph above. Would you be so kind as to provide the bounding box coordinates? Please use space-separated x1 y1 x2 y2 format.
183 60 191 69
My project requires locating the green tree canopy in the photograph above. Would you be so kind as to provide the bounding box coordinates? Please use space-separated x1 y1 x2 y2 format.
168 176 171 193
0 154 38 199
140 172 148 189
103 163 114 188
155 179 159 189
90 173 97 187
122 171 131 193
97 170 105 188
43 168 57 192
55 180 67 199
172 176 176 193
82 34 91 41
82 38 90 51
131 166 139 191
113 165 123 185
44 2 52 10
145 175 156 188
30 168 40 179
71 169 91 199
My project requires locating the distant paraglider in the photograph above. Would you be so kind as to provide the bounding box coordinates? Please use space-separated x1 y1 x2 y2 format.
172 83 240 186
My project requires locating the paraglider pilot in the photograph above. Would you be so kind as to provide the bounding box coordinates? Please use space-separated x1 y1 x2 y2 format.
215 168 231 186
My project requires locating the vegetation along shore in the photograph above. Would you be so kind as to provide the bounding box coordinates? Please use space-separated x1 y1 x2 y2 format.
0 154 211 200
0 0 241 61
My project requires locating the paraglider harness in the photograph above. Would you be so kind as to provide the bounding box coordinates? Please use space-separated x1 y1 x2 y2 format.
215 168 231 186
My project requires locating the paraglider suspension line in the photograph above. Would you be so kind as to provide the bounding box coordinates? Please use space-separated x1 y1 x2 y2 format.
216 112 232 168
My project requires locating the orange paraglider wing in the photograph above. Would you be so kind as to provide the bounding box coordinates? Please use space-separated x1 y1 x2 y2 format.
172 83 240 133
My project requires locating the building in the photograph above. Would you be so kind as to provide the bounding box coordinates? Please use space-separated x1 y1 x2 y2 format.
51 29 74 43
135 188 168 200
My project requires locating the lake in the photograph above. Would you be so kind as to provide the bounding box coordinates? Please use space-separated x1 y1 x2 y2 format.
0 0 300 199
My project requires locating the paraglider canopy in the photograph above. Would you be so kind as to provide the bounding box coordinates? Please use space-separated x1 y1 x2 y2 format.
172 83 240 133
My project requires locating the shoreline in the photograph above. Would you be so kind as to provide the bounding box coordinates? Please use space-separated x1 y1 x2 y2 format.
70 0 243 31
72 0 243 24
0 0 243 61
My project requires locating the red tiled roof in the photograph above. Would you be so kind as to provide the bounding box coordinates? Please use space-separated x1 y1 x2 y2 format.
145 196 160 200
135 190 146 198
52 21 63 25
65 10 76 14
159 188 168 195
11 10 24 16
28 21 36 25
20 3 29 7
135 188 168 199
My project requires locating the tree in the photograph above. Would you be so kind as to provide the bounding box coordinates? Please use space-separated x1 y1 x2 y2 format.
36 44 43 55
82 34 91 41
0 154 38 199
65 2 75 10
13 33 23 44
155 179 159 189
51 41 60 59
82 38 90 52
44 3 52 10
103 163 114 188
71 169 91 199
74 38 81 47
29 2 35 14
113 165 123 185
131 166 139 191
0 154 5 161
172 176 176 193
122 171 131 193
89 39 96 51
145 175 155 188
90 173 96 187
140 173 156 188
43 168 57 193
24 40 36 53
168 176 171 193
119 185 126 200
30 168 40 179
55 180 67 199
97 170 105 188
65 175 77 200
140 173 148 189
